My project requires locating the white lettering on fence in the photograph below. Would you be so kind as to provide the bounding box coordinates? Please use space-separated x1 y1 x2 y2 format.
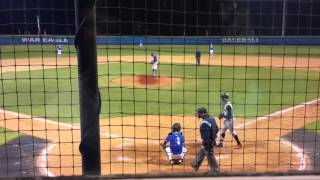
21 37 41 43
20 37 68 44
222 37 259 43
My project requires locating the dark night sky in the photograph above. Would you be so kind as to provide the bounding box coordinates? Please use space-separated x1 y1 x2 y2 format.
0 0 319 36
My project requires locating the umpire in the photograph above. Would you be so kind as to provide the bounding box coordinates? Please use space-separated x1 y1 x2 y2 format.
192 107 220 174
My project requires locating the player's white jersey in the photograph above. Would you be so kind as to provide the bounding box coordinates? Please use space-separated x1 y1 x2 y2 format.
223 101 234 123
57 45 63 55
209 44 214 56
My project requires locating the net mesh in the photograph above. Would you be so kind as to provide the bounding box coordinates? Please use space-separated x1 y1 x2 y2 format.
0 0 320 177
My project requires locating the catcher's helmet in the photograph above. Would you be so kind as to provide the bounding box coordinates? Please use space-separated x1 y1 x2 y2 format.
220 92 230 101
172 123 181 132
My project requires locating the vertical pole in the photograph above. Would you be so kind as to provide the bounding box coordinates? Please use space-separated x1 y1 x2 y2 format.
74 0 101 175
23 0 27 34
37 15 41 35
282 0 287 36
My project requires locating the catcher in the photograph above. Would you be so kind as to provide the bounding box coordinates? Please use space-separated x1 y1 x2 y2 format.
161 123 187 165
217 92 242 148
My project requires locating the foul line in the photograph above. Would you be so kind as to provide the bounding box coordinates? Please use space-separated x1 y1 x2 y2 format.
242 98 320 126
280 138 307 171
37 143 56 177
0 109 120 138
0 109 75 129
235 98 320 171
0 109 118 177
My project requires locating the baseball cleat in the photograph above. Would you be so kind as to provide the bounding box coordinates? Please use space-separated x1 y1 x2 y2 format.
206 168 220 175
236 143 242 149
191 164 199 172
216 143 223 148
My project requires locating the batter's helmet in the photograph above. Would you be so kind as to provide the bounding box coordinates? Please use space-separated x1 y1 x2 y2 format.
220 92 230 101
172 123 181 132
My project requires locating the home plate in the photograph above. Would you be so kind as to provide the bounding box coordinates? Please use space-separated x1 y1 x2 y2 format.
117 156 133 161
216 154 229 160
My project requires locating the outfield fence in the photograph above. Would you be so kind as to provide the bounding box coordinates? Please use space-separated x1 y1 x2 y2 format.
1 35 320 46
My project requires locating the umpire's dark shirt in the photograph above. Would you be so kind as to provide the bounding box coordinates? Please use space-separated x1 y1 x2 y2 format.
200 114 218 148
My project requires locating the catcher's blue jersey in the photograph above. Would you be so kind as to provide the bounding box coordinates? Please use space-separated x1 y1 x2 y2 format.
163 132 185 154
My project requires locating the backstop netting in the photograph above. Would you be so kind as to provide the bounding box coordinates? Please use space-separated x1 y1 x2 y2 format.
0 0 320 178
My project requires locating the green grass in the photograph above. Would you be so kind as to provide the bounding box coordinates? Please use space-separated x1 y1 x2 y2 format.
0 45 76 60
0 127 21 145
0 62 319 123
304 120 320 134
1 45 320 60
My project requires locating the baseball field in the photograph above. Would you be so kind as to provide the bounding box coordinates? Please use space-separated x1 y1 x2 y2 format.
0 44 320 176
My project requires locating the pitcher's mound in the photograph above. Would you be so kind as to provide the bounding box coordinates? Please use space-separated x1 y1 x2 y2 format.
112 75 182 88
